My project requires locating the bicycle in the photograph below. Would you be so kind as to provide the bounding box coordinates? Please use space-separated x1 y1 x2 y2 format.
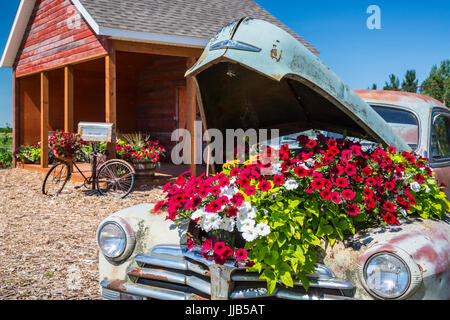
42 142 135 199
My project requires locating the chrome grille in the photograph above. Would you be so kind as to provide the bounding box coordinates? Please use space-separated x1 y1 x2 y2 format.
100 245 355 300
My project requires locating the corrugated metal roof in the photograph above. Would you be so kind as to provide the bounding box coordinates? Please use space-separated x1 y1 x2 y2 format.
77 0 319 54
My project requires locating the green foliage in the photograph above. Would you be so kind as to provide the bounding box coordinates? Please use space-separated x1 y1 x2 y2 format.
243 182 355 292
16 144 41 163
420 59 450 107
401 70 419 93
383 74 400 90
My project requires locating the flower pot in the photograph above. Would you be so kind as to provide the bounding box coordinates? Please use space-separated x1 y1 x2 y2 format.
54 151 75 163
132 160 158 181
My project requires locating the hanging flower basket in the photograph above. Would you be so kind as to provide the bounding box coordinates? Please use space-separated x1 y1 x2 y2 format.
49 130 87 163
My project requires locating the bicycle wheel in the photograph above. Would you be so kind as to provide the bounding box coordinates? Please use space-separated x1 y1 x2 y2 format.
96 160 135 199
42 161 71 196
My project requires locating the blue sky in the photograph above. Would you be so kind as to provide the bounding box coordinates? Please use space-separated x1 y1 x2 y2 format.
0 0 449 127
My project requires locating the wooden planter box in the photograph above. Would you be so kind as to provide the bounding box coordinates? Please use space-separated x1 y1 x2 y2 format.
132 160 158 181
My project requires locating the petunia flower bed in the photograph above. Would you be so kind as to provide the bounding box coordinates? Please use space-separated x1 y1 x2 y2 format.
116 138 165 164
49 130 87 161
154 134 449 293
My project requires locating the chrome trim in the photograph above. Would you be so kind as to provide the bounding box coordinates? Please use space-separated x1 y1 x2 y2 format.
104 245 355 300
127 266 211 296
100 280 206 300
210 39 261 52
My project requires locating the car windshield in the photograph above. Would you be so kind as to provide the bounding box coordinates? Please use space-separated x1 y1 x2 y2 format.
371 105 419 150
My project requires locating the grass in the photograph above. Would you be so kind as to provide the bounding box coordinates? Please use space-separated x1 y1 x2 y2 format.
0 128 13 169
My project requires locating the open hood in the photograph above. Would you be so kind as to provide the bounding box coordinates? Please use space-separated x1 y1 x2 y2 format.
186 18 410 151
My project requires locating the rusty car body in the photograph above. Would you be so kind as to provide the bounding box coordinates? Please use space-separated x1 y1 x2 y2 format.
97 18 450 300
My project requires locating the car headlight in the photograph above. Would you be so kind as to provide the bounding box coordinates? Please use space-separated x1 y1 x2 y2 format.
97 218 135 262
363 252 410 299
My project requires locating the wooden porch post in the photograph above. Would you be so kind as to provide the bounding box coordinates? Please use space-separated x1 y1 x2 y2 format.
12 70 20 168
40 71 49 168
64 65 74 132
186 57 197 176
105 52 117 159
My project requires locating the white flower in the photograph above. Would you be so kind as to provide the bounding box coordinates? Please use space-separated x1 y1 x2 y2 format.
400 209 408 217
220 217 236 232
425 185 431 193
238 218 255 232
221 185 238 199
284 179 298 191
191 208 206 220
242 228 259 242
410 181 421 193
305 158 315 167
201 213 222 232
255 222 271 236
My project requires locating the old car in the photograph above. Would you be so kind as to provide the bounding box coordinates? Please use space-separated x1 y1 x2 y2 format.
97 18 450 300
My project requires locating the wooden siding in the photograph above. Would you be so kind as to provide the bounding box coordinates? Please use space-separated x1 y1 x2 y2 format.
136 56 187 151
14 0 108 77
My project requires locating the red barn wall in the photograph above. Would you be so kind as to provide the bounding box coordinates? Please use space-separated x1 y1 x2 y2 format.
14 0 108 77
136 56 186 150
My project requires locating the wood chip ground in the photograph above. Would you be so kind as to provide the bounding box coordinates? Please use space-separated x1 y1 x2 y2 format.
0 168 166 300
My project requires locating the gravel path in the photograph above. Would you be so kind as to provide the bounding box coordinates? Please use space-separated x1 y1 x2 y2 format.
0 168 166 300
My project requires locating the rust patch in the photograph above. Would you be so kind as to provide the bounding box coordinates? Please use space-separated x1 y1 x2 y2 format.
271 74 283 81
106 280 127 292
188 294 209 300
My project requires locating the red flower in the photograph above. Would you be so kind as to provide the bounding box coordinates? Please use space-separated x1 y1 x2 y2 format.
362 187 373 197
364 196 377 209
258 179 272 192
320 188 332 200
230 167 241 177
311 178 325 190
210 185 221 195
365 177 377 186
330 191 342 204
154 200 165 212
226 206 238 218
383 179 395 191
344 163 357 176
213 242 226 256
306 139 317 149
382 201 396 213
235 248 248 261
244 185 256 196
187 239 195 250
273 175 285 186
414 174 425 184
388 146 396 154
238 177 251 188
346 203 360 216
342 189 356 200
334 177 349 188
361 166 372 176
230 193 245 207
382 212 399 225
294 166 308 177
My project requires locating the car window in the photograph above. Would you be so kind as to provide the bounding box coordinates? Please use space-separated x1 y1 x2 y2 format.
371 106 419 150
431 114 450 160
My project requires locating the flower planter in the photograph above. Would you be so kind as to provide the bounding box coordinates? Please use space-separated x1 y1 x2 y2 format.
132 160 158 181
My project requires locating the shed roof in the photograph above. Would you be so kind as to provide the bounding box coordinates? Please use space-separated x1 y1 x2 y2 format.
76 0 319 54
1 0 319 68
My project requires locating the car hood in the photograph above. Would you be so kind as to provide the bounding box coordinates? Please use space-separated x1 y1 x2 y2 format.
186 18 410 151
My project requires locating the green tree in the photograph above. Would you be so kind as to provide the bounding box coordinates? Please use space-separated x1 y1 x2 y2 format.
383 74 400 90
420 59 450 107
368 83 377 90
401 70 419 93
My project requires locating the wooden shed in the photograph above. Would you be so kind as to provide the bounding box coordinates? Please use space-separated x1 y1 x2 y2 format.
1 0 318 176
